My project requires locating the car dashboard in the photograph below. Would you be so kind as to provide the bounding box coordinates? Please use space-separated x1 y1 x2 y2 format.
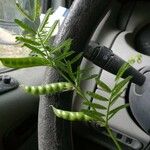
73 1 150 149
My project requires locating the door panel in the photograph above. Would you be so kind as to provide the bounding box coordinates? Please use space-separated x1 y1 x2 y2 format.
0 67 46 150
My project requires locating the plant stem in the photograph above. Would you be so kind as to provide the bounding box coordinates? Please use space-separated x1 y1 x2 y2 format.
56 68 97 112
37 32 50 58
54 57 122 150
105 87 122 150
106 127 122 150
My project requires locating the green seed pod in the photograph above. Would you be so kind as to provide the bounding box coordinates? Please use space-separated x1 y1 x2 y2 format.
23 82 73 95
52 106 93 122
29 86 38 94
0 57 50 68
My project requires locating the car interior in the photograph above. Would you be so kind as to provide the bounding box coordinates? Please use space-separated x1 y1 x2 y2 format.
0 0 150 150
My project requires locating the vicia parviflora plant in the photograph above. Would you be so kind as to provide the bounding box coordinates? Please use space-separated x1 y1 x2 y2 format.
0 1 142 150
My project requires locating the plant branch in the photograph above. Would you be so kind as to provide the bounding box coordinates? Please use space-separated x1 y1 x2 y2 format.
106 127 122 150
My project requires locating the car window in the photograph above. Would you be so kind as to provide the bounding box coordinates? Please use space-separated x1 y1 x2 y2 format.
0 0 31 67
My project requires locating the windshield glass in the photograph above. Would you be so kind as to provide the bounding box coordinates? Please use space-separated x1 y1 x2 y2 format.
0 0 31 68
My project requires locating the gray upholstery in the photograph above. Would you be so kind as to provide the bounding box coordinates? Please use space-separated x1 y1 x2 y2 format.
38 68 73 150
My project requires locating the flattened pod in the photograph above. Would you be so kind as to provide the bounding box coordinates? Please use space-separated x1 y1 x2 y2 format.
52 106 93 122
0 57 50 68
23 82 74 95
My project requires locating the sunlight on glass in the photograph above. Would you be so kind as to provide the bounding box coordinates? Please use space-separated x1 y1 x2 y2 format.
0 27 30 67
0 0 31 67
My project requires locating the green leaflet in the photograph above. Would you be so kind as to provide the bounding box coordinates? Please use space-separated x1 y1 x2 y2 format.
96 78 111 93
81 74 98 81
16 2 34 21
15 19 36 34
23 43 46 57
128 54 142 65
115 55 142 82
38 8 53 32
82 109 105 117
75 66 82 86
55 61 68 73
65 61 76 81
33 0 41 21
52 40 73 63
108 104 129 120
23 82 74 95
70 52 83 65
115 63 130 81
16 37 40 46
80 66 94 74
111 76 132 99
54 39 72 54
74 66 95 85
87 91 109 101
55 51 74 62
83 101 107 110
52 106 93 121
43 20 59 44
110 90 125 107
81 109 105 123
0 57 50 68
136 54 142 64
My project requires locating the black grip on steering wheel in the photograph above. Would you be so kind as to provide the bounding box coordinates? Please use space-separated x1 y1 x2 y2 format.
38 0 113 150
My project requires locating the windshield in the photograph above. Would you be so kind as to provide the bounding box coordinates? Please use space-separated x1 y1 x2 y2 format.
0 0 31 67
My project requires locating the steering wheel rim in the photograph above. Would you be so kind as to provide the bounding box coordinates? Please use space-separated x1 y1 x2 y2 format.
38 0 113 150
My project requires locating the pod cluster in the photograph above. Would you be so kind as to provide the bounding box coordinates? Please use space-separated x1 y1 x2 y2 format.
23 82 73 95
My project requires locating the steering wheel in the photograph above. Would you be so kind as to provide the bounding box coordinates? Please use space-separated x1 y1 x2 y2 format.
38 0 113 149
